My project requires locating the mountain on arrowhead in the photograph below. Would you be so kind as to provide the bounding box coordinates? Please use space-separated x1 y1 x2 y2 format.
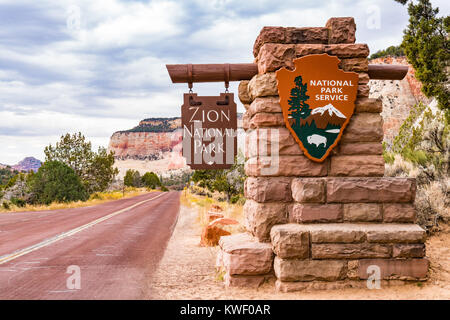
300 103 347 129
311 103 346 118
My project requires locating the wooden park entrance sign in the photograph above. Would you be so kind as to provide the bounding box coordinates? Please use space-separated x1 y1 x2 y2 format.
166 18 430 292
181 92 237 169
167 62 407 168
276 54 358 162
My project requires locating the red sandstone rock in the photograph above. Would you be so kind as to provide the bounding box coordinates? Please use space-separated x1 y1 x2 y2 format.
274 257 347 281
219 233 274 275
257 43 295 73
247 97 282 116
324 43 369 58
343 203 382 222
358 84 370 97
383 203 416 223
200 218 238 247
270 224 310 259
311 243 391 259
295 44 326 57
249 112 285 128
354 98 382 113
244 200 287 242
336 143 383 155
358 259 429 280
329 155 385 176
358 72 370 85
326 17 356 44
238 80 251 104
248 73 278 99
392 244 426 258
245 177 292 202
326 177 416 203
224 274 269 288
339 58 368 72
108 127 183 161
245 128 303 158
253 26 286 57
291 178 325 203
285 27 329 44
245 155 328 177
365 224 425 243
289 203 343 223
242 112 250 130
341 113 384 143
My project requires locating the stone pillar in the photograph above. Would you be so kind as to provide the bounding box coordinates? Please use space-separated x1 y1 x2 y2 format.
217 17 428 290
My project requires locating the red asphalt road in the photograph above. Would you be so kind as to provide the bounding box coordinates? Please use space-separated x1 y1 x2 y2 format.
0 191 180 299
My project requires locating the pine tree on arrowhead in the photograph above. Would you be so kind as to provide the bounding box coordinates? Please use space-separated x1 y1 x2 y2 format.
288 76 311 127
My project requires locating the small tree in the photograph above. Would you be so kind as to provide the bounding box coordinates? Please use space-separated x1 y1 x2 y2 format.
28 161 88 205
85 147 119 193
124 169 141 187
141 172 161 189
45 133 118 193
397 0 449 116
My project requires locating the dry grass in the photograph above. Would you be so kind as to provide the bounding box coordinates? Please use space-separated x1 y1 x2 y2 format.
386 155 449 232
180 188 245 235
385 154 419 177
0 187 153 213
416 177 450 231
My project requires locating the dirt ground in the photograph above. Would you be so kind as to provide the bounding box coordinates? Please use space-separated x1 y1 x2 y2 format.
147 205 450 300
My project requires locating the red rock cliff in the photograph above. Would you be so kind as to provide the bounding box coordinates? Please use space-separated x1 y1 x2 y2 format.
107 118 182 161
369 56 427 146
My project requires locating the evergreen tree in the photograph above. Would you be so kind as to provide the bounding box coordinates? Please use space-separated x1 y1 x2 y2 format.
398 0 449 116
28 161 89 205
288 76 311 125
141 172 161 189
124 169 141 187
45 133 118 193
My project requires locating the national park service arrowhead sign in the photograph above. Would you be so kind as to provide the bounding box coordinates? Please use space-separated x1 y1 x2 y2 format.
276 54 359 162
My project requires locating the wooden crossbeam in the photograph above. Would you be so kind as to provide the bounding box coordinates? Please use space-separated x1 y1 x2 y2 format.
166 63 408 83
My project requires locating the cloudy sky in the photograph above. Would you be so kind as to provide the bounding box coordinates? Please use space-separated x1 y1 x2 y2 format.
0 0 448 165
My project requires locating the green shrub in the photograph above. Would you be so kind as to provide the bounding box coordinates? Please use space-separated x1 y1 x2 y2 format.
2 202 10 210
44 132 118 194
141 172 161 189
124 169 141 187
10 197 26 207
28 161 89 205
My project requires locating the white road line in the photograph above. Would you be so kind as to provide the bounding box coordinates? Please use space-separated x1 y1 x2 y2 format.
0 192 167 265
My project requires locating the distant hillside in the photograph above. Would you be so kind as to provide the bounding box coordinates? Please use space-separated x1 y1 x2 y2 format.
12 157 42 172
0 167 19 185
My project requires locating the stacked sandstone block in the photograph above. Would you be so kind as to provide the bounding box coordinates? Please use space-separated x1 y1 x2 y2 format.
217 17 428 291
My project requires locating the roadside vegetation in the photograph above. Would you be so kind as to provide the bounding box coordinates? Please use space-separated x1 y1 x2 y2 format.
180 187 244 231
123 169 169 191
0 132 163 213
181 153 246 241
382 0 449 233
189 152 246 204
0 187 149 213
370 45 405 59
